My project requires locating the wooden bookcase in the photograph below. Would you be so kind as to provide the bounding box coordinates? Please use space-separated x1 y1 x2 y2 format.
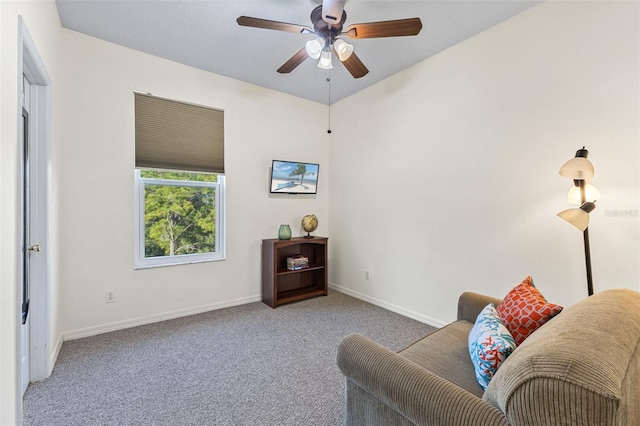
261 237 328 308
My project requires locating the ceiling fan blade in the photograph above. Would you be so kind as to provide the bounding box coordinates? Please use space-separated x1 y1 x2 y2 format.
339 52 369 79
345 18 422 39
322 0 346 25
277 47 310 74
237 16 312 34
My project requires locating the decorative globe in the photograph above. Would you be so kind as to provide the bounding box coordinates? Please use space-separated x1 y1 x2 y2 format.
301 214 318 238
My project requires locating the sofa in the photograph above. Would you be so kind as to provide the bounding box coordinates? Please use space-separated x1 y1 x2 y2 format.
337 289 640 425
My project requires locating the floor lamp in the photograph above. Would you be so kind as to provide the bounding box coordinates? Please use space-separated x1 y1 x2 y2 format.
557 147 599 296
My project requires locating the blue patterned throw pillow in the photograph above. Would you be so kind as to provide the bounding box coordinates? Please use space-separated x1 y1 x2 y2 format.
468 303 517 390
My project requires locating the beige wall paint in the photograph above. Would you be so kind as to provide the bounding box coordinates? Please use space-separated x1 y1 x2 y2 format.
1 1 62 423
2 0 639 423
55 29 330 338
329 0 640 326
2 1 329 422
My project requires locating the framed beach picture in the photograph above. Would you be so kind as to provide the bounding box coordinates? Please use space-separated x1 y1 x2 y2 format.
270 160 319 194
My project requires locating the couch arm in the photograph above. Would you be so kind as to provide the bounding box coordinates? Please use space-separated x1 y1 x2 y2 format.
457 292 502 323
337 334 508 426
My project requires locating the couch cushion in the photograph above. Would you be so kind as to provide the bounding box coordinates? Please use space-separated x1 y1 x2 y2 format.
468 304 517 390
484 289 640 425
496 276 562 345
399 321 485 398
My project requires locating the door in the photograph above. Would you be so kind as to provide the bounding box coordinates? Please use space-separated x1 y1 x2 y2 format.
20 75 32 395
18 19 53 416
19 74 42 394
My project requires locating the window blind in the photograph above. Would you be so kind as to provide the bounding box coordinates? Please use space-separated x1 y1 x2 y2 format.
135 93 224 174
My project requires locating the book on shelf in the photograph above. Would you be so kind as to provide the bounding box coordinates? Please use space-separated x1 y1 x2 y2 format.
287 255 309 271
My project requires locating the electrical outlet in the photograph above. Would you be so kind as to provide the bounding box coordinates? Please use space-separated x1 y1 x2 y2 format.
105 290 116 303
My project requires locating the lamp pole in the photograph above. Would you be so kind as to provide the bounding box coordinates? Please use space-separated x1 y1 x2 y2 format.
579 180 594 296
559 147 596 297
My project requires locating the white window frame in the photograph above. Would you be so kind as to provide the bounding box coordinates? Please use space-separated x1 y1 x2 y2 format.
134 169 225 269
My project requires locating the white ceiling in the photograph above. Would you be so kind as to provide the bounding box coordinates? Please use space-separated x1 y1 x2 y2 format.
55 0 541 105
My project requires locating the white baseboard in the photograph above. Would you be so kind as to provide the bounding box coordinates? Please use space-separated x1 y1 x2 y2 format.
62 287 446 341
329 283 447 328
63 294 262 341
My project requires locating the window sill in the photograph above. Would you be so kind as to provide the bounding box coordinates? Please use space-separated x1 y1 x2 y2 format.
134 256 226 270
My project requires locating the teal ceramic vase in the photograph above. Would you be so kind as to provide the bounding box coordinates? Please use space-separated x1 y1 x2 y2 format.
278 224 292 240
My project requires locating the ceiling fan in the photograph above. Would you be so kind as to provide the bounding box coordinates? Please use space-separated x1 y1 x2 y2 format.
237 0 423 79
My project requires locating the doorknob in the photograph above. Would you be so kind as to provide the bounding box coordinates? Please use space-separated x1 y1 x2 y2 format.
28 244 41 252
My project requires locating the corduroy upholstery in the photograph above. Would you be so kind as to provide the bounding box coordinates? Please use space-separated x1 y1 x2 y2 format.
337 333 509 426
337 289 640 426
483 289 640 425
400 321 484 398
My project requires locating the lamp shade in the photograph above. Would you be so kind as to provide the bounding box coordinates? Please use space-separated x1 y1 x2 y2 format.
317 49 333 69
559 157 594 180
305 38 324 60
333 39 353 61
557 201 596 232
559 147 594 180
567 183 600 205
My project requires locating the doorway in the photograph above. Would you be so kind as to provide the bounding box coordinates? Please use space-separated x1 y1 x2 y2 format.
19 17 52 395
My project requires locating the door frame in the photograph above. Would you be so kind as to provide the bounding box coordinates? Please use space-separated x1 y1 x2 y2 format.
18 16 52 387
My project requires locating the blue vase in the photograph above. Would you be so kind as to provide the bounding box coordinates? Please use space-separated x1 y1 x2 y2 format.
278 224 292 240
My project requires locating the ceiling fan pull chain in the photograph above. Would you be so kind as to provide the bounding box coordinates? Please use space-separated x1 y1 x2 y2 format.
327 76 332 134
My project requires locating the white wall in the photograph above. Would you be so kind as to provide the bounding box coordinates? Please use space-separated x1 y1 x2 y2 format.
56 29 330 338
2 0 639 423
329 0 640 326
1 1 61 424
3 3 330 421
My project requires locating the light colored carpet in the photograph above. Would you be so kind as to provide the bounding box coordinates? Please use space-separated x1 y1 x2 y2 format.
24 291 436 425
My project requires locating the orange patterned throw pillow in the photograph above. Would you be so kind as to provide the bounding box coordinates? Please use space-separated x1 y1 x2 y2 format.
496 276 563 346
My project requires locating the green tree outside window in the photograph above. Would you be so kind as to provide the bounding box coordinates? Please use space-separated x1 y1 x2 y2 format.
141 171 218 258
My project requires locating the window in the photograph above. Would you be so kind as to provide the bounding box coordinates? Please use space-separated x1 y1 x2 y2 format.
135 170 225 268
134 92 225 268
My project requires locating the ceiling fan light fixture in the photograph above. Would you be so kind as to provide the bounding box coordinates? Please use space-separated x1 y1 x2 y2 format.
305 38 324 59
333 39 353 61
317 49 333 69
237 4 423 78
